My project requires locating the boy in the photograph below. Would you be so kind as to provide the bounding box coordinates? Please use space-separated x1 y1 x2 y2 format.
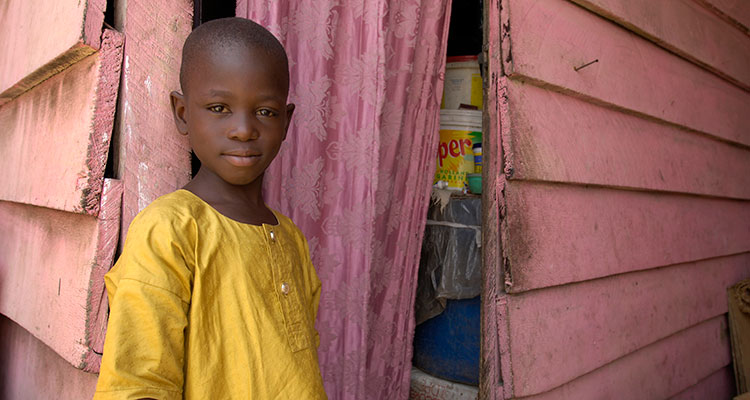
94 18 326 399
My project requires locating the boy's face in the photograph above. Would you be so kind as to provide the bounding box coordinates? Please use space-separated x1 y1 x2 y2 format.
170 44 294 187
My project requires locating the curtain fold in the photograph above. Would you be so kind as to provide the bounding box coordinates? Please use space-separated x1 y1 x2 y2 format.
237 2 451 398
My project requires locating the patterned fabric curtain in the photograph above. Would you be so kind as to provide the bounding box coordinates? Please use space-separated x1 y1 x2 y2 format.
236 2 451 398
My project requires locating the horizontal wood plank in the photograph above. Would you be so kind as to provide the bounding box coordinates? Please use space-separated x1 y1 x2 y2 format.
569 0 750 90
0 179 122 372
502 80 750 199
501 0 750 147
0 30 123 216
668 366 735 400
694 0 750 33
510 316 731 399
0 315 98 400
502 181 750 292
501 255 747 396
0 0 106 103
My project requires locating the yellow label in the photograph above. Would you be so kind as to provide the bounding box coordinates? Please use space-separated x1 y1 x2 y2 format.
434 129 477 189
470 73 483 109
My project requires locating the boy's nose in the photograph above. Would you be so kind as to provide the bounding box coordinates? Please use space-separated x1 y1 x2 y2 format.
228 113 259 141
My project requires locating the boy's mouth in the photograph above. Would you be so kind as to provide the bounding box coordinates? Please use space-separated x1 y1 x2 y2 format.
222 151 261 167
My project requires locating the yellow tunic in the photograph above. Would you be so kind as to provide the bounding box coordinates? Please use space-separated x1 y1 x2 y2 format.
94 190 326 399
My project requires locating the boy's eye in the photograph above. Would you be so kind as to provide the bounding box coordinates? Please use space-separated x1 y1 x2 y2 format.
257 109 278 117
208 105 229 113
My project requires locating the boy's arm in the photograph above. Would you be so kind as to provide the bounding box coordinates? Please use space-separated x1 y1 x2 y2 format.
94 210 194 400
94 279 189 400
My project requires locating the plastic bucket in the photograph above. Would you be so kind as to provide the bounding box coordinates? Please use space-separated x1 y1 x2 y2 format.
441 55 482 110
434 110 482 190
412 296 481 386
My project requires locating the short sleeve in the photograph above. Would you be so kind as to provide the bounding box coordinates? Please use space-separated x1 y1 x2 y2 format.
94 207 196 400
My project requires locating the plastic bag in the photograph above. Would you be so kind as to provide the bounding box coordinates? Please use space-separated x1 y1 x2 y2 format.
415 195 481 325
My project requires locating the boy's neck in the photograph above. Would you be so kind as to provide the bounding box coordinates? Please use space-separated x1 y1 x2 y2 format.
183 169 277 226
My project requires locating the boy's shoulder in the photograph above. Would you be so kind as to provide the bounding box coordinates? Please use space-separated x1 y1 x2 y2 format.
132 189 202 224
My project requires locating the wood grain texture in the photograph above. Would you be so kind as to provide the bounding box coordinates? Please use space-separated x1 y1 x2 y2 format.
510 316 732 399
481 1 505 399
500 0 750 147
728 278 750 394
0 0 106 104
668 366 735 400
116 0 192 245
569 0 750 90
694 0 750 34
0 30 124 216
502 181 750 292
0 315 98 400
502 255 748 397
502 79 750 200
495 80 518 400
0 179 122 372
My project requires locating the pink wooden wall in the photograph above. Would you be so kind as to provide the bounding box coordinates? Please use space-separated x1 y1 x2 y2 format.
0 0 192 395
0 0 106 104
481 0 750 398
0 1 126 398
0 315 99 399
112 0 193 245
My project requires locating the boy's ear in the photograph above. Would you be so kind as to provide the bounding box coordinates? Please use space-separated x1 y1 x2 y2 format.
283 103 295 140
170 91 189 136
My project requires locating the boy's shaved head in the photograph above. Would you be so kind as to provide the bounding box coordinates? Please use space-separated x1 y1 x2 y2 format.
179 17 289 94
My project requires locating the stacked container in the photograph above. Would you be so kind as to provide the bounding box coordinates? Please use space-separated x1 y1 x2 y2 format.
434 55 483 193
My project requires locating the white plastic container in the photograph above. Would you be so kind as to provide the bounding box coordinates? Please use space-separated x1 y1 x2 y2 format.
434 110 483 190
409 367 478 399
441 55 482 110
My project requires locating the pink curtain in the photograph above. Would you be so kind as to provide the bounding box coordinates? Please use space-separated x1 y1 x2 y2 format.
236 2 451 398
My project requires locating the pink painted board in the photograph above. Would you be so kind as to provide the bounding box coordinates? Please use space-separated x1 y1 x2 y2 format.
668 366 736 400
501 0 750 147
508 316 731 399
0 0 106 104
502 181 750 292
480 0 505 398
115 0 192 244
85 179 124 357
0 179 122 372
501 254 748 397
0 315 98 400
569 0 750 90
0 30 124 216
694 0 750 33
503 80 750 200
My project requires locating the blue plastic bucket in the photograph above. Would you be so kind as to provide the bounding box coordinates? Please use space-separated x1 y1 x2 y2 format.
412 296 480 386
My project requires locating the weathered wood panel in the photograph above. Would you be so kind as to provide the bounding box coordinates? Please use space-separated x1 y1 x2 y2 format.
569 0 750 90
500 0 750 147
480 0 505 399
0 179 122 372
116 0 192 244
502 181 750 292
694 0 750 34
668 366 735 400
0 0 106 104
0 315 98 400
502 79 750 200
499 255 747 396
507 316 731 399
0 30 124 216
